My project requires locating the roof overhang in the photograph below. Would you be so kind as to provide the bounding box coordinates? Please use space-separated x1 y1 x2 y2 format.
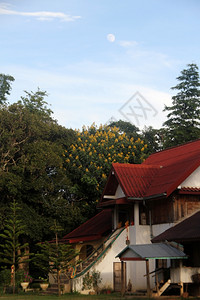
98 197 129 207
128 193 167 202
116 243 187 261
60 234 103 244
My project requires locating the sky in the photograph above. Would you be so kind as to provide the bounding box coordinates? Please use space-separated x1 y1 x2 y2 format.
1 0 200 130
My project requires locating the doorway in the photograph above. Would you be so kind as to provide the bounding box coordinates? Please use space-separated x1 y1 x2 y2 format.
113 262 126 292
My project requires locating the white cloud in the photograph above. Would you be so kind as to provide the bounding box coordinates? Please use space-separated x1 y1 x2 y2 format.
2 63 172 130
0 3 81 22
118 40 138 48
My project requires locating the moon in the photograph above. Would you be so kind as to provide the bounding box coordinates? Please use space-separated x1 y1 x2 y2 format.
107 33 115 43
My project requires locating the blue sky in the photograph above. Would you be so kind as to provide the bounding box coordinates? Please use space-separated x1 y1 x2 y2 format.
1 0 200 130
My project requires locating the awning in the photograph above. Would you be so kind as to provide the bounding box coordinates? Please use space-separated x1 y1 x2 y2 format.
152 211 200 243
60 209 112 244
116 243 187 261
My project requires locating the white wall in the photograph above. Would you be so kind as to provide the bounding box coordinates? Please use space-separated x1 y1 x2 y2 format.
72 228 128 292
171 267 200 283
72 203 175 293
152 223 173 238
180 166 200 188
115 184 126 198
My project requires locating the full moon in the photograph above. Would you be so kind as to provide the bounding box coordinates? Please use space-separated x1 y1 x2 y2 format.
107 33 115 43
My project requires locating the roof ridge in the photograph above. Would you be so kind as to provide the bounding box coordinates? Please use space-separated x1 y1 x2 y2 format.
112 163 161 169
147 138 200 157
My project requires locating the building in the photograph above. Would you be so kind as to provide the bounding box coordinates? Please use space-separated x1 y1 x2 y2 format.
61 139 200 294
152 211 200 296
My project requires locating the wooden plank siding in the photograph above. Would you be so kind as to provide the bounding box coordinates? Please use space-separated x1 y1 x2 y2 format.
147 197 174 224
174 193 200 220
145 192 200 225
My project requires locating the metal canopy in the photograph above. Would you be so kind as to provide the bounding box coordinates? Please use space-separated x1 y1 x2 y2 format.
116 243 187 261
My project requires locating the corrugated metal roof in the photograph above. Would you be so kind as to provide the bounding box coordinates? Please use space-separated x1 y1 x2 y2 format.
145 151 200 197
112 163 160 198
62 209 112 243
143 139 200 167
116 243 187 260
102 139 200 200
180 187 200 193
152 211 200 243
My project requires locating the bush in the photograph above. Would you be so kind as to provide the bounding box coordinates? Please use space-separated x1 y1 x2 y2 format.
0 268 11 292
82 270 102 292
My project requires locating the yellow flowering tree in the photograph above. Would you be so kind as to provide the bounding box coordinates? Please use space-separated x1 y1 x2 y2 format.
63 124 148 205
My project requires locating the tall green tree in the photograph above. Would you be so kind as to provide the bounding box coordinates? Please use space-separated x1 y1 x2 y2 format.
0 85 76 243
141 126 166 153
0 74 15 105
163 63 200 147
0 199 29 293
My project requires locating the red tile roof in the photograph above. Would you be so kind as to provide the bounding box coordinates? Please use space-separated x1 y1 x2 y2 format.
102 139 200 201
143 139 200 167
61 209 112 243
152 211 200 243
112 163 160 198
179 187 200 193
143 139 200 197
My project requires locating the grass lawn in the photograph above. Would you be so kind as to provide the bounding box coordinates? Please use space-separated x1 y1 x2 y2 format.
0 293 190 300
0 293 126 300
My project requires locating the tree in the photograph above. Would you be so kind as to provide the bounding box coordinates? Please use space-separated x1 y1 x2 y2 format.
109 119 140 139
63 123 148 211
163 63 200 147
34 220 79 297
0 74 15 105
20 89 53 118
141 126 165 153
0 89 76 243
0 199 29 293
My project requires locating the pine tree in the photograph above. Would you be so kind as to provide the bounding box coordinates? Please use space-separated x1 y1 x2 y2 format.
163 63 200 147
0 199 29 293
34 220 79 297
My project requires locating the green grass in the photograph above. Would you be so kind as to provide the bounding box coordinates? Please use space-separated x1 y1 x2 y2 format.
0 294 124 300
0 292 191 300
0 292 155 300
0 295 189 300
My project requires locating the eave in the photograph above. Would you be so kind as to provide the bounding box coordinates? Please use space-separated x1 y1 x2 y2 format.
98 197 129 208
61 234 103 244
128 192 167 202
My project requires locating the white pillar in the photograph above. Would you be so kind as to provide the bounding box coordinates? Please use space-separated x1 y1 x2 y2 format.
134 202 139 228
113 205 118 229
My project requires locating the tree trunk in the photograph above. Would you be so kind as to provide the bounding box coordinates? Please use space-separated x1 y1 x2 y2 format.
55 230 61 297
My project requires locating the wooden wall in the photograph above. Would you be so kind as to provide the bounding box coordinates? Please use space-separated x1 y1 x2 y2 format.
145 192 200 225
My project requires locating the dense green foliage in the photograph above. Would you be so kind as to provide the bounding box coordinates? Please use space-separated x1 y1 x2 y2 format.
0 64 200 288
63 123 148 208
109 120 140 139
163 63 200 147
0 87 76 244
